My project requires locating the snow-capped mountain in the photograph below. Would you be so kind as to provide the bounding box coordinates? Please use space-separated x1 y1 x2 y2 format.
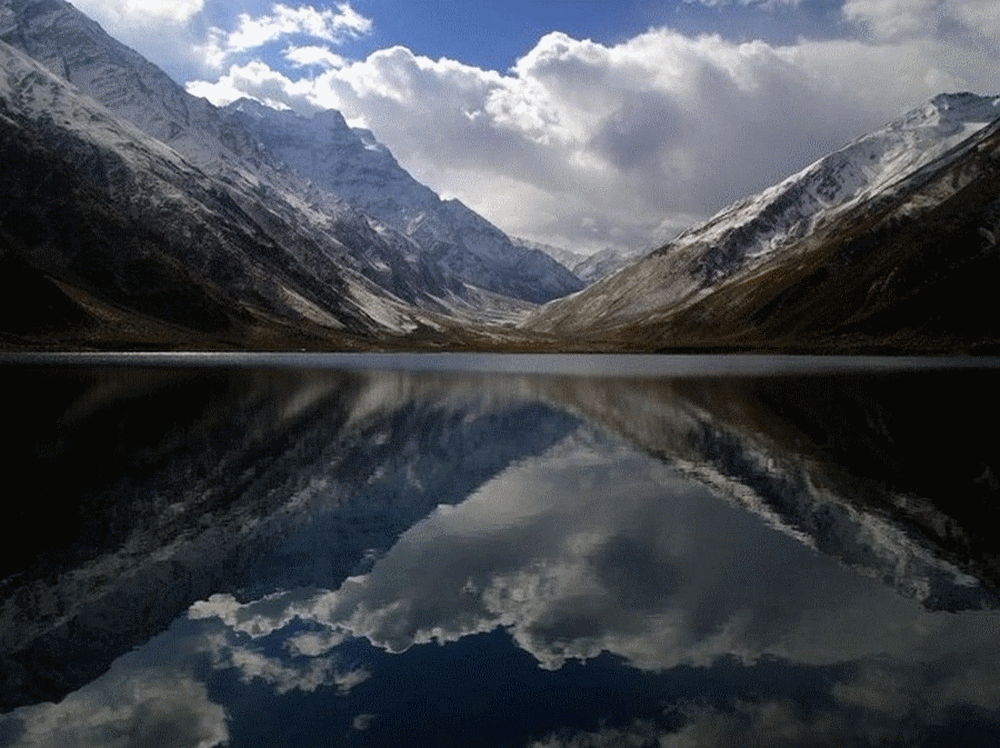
0 38 442 345
3 0 1000 351
222 99 582 303
517 237 651 285
0 0 579 350
527 93 1000 351
570 245 651 284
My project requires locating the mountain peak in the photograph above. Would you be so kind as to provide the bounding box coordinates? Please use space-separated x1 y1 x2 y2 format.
931 90 1000 113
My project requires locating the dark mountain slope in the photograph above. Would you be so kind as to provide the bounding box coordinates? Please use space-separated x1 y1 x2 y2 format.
634 118 1000 352
526 106 1000 353
0 42 424 348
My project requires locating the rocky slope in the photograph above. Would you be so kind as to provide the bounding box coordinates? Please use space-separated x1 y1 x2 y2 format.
527 93 1000 352
0 40 435 347
0 0 577 319
222 99 582 303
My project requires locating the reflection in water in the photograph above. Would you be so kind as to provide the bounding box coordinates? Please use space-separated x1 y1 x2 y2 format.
1 357 999 747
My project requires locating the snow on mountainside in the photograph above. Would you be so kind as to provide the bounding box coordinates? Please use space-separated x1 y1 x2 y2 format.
0 0 480 324
223 98 583 303
527 92 1000 340
0 38 444 344
570 245 651 284
516 237 651 285
0 0 577 320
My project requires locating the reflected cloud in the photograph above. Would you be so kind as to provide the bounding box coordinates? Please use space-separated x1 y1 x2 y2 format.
5 360 1000 746
3 669 228 748
189 432 975 682
199 631 369 696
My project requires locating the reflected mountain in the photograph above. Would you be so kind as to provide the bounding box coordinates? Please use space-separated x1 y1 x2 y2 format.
2 359 999 744
1 364 579 709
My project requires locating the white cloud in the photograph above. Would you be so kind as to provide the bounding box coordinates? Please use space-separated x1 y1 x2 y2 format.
186 59 313 110
71 0 205 26
284 44 346 69
843 0 947 41
204 3 371 68
4 669 229 748
201 634 370 695
186 21 1000 251
185 443 952 674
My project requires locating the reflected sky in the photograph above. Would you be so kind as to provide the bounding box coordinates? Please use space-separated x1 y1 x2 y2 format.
2 358 999 747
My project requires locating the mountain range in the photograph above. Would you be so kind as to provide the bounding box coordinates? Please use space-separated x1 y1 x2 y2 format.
5 365 998 709
1 0 998 352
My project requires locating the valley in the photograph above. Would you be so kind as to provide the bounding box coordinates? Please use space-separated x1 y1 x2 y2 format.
1 0 998 353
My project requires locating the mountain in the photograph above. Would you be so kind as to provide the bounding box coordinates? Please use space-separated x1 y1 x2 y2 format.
0 39 441 348
515 238 588 274
0 0 580 350
2 0 999 352
517 237 651 285
221 99 582 303
526 93 1000 352
570 245 651 284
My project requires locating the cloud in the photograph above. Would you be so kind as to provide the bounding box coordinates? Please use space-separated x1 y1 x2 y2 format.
183 14 1000 251
284 44 346 69
204 3 371 68
71 0 206 26
841 0 1000 42
199 632 371 695
185 442 950 674
3 669 229 748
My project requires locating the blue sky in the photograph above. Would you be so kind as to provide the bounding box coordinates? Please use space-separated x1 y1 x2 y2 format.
343 0 838 72
71 0 1000 252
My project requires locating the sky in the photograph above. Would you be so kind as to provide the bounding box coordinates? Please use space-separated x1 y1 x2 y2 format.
70 0 1000 253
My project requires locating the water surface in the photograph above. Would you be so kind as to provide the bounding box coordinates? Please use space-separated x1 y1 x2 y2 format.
2 354 998 747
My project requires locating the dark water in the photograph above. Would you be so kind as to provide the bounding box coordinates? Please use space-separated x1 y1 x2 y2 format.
2 354 999 747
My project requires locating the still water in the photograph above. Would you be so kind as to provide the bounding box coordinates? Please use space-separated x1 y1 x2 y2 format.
2 354 999 747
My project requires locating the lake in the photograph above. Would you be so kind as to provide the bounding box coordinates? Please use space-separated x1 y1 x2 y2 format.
2 353 999 747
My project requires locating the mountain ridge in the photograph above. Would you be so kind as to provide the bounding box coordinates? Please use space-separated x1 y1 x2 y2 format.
2 0 999 351
221 97 582 303
525 92 1000 353
0 0 578 324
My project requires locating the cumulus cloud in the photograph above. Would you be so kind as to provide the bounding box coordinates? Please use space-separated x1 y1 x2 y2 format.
185 442 952 674
183 13 1000 251
71 0 206 26
3 669 229 748
204 3 371 68
284 44 346 69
